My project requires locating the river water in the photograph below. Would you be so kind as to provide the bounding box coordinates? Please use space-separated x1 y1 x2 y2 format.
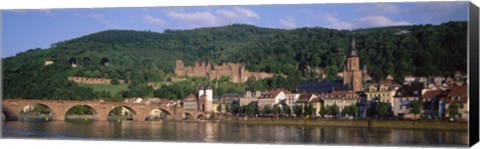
0 121 468 147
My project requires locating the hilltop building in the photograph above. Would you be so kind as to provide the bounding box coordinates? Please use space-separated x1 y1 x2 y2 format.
174 60 274 83
44 60 54 66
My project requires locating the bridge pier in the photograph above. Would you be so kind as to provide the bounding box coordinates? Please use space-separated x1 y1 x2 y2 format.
134 107 147 122
53 116 65 121
97 115 108 121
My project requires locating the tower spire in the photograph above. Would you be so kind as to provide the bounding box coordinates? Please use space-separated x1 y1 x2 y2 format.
349 37 358 57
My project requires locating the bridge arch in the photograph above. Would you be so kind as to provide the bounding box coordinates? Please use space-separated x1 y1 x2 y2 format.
19 103 53 115
146 108 172 121
196 114 205 120
183 112 194 120
64 105 98 121
108 105 137 121
18 103 54 121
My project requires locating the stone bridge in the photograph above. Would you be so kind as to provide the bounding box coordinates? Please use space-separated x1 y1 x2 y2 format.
1 99 207 122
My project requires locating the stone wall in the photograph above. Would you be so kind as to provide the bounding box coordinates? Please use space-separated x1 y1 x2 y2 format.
68 76 125 85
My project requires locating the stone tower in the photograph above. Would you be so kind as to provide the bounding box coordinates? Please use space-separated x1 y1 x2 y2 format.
343 37 363 92
175 60 185 75
205 86 213 113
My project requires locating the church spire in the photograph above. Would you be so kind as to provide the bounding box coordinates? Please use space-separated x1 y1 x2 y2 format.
349 37 358 57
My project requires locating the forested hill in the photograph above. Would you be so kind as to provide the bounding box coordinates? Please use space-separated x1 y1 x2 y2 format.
3 21 467 100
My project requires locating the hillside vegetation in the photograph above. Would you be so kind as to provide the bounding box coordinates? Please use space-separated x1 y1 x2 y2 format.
3 21 467 101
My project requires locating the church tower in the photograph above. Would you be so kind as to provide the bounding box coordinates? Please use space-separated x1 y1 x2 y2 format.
343 37 363 92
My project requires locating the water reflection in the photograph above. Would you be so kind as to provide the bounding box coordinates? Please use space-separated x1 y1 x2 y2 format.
1 121 468 146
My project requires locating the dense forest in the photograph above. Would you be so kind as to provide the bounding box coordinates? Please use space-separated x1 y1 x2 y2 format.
2 21 467 101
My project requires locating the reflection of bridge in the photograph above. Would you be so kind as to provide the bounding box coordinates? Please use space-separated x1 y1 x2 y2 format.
2 99 207 121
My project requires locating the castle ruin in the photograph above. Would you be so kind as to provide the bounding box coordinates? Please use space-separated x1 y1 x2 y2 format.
174 60 274 83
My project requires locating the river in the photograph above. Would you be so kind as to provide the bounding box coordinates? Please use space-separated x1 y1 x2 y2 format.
0 120 468 147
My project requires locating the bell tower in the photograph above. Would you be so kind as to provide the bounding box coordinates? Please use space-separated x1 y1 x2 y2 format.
343 37 363 92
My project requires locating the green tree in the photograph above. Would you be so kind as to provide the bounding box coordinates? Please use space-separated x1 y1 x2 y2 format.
351 104 359 117
282 105 291 117
232 104 241 115
303 103 315 117
409 101 422 119
262 105 273 115
377 102 388 119
246 103 256 117
225 105 231 113
319 105 328 118
216 104 222 113
66 105 94 115
273 105 282 116
328 103 339 118
293 104 303 118
341 105 351 116
111 79 120 85
447 103 461 119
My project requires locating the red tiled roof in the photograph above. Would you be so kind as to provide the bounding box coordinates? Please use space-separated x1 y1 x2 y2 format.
329 90 350 96
445 85 467 104
264 89 288 98
380 80 394 85
422 90 442 98
298 93 313 99
447 85 467 97
310 97 322 103
295 93 313 103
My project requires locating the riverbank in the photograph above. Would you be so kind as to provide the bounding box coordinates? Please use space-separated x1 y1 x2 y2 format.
218 119 467 131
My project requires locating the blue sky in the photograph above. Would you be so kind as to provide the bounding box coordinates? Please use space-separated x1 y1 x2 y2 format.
2 2 468 58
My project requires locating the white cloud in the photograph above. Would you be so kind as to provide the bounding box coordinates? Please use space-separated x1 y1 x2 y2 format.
232 7 260 20
8 9 55 17
144 15 166 26
301 9 410 30
355 3 401 15
215 7 260 24
320 14 353 30
279 18 296 29
164 7 260 28
215 9 236 18
165 10 220 26
352 15 411 28
300 10 352 30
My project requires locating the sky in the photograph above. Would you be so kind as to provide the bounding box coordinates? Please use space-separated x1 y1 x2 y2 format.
1 1 469 58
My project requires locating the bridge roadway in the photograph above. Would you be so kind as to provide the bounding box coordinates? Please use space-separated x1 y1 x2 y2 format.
1 99 207 121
